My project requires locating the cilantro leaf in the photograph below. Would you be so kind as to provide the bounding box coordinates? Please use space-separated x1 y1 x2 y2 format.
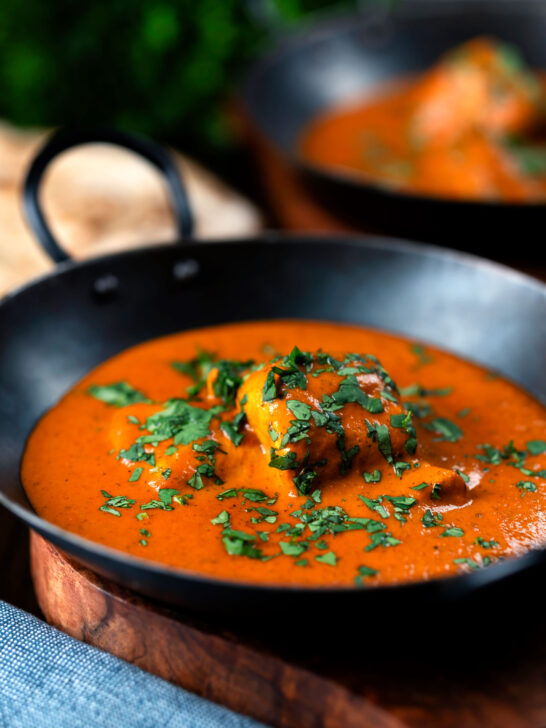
88 382 150 407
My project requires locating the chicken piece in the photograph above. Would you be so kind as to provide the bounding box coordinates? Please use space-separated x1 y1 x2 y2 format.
411 132 535 200
410 37 543 146
239 352 413 493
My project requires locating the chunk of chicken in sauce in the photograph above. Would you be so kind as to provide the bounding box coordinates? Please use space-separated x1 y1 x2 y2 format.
238 352 467 503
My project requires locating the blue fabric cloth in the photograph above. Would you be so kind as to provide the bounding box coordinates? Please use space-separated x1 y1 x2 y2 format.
0 600 267 728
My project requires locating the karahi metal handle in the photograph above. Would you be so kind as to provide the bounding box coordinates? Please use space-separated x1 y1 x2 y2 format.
23 127 194 263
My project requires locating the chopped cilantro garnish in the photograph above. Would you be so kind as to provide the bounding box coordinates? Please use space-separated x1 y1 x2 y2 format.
88 381 150 407
359 495 389 519
411 482 429 490
211 359 253 406
527 440 546 455
365 531 401 551
129 467 143 482
222 531 263 559
221 407 247 447
516 480 537 495
240 488 276 503
365 421 394 466
118 442 155 466
269 450 299 471
354 564 378 585
410 343 433 366
216 488 238 501
421 509 443 528
286 399 313 420
280 541 307 557
158 488 179 506
211 510 230 526
99 491 136 516
399 384 451 397
172 349 215 397
475 537 499 549
454 557 482 570
423 417 463 443
315 551 337 566
99 505 122 517
323 375 384 414
440 527 464 537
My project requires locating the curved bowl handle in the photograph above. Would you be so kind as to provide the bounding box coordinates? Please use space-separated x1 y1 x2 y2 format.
23 127 194 263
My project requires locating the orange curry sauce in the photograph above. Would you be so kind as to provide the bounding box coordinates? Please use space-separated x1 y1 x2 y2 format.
22 320 546 587
300 39 546 201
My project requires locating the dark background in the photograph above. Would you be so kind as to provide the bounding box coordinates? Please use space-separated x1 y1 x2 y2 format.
0 0 380 189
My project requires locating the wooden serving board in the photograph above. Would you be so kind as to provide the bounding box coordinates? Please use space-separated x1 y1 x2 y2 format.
31 532 546 728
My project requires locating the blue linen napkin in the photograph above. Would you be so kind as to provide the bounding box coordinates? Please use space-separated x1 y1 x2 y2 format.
0 600 268 728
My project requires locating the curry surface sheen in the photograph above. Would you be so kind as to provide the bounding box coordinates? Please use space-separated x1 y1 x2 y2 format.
22 320 546 587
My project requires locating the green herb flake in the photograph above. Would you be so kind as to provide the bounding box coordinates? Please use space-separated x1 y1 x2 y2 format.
262 370 277 402
280 541 307 557
423 417 463 443
527 440 546 456
315 551 337 566
440 527 465 537
410 343 433 366
354 564 379 586
454 557 481 570
269 450 299 471
516 480 537 495
211 510 230 526
99 505 121 517
475 537 499 549
216 488 238 501
363 469 381 483
365 531 401 551
359 495 389 519
411 482 429 491
421 509 443 528
129 467 143 482
88 381 150 407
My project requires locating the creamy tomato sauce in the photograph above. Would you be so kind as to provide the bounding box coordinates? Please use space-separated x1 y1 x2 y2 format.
300 38 546 202
22 320 546 587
